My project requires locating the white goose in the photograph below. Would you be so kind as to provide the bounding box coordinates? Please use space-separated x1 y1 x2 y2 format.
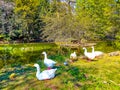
83 47 95 60
34 63 57 80
91 46 103 57
70 51 77 62
42 51 56 69
70 52 77 59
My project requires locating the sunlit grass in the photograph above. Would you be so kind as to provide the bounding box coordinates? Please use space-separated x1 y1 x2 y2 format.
0 42 120 89
72 55 120 89
0 54 120 89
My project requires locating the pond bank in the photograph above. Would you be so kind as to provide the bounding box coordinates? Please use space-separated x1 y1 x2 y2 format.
0 41 119 69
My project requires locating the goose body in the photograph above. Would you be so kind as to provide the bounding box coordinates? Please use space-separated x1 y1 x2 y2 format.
42 52 56 68
91 46 103 57
83 47 95 60
70 52 77 62
70 52 77 59
34 63 57 80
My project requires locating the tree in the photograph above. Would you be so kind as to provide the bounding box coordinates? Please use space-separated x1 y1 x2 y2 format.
0 0 14 42
14 0 50 42
41 1 76 42
75 0 120 41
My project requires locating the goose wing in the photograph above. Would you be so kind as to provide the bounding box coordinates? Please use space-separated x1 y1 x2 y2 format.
44 58 56 67
42 69 57 78
47 59 57 64
85 52 95 59
94 51 103 56
39 71 50 80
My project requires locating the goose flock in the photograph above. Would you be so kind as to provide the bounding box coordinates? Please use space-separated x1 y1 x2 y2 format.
34 46 103 80
34 51 57 80
83 46 104 60
83 47 95 61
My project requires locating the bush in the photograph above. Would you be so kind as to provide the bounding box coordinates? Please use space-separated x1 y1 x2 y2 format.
112 40 120 50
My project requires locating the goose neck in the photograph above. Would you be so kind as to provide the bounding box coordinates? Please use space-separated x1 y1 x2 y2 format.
36 66 40 76
84 48 87 54
44 53 47 60
92 47 95 53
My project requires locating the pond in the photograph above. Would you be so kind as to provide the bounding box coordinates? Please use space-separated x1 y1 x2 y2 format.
0 43 59 68
0 41 119 69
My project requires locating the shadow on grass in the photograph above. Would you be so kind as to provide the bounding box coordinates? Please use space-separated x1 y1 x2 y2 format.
0 62 96 90
55 64 87 83
0 64 35 89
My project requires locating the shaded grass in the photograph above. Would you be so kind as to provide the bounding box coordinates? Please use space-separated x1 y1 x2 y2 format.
0 42 120 89
0 55 120 90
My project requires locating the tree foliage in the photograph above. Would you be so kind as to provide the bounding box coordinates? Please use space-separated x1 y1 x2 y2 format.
0 0 119 43
0 0 14 41
42 0 120 42
13 0 50 42
76 0 120 40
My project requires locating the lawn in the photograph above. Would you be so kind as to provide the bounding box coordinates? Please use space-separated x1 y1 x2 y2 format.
0 42 120 90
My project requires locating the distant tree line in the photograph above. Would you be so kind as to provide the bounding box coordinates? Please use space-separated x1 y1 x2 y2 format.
0 0 120 43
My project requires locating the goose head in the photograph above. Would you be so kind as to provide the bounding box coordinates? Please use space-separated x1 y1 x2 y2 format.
42 51 46 55
83 47 87 54
34 63 39 68
83 47 86 50
91 46 94 52
91 46 94 49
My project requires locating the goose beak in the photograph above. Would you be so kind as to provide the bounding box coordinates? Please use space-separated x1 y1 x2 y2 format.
26 64 34 67
33 64 36 67
34 64 36 66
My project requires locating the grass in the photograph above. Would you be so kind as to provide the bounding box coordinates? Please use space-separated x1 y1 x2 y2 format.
0 54 120 90
0 42 120 90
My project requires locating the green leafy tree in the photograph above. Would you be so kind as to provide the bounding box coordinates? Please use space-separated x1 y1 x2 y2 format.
14 0 50 42
76 0 120 41
0 1 14 42
42 1 76 42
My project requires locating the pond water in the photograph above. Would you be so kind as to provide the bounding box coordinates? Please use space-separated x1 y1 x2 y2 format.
0 43 58 68
0 42 119 69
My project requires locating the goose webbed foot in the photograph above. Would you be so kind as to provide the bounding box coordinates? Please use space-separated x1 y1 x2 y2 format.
47 67 51 70
45 78 49 80
87 59 91 62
